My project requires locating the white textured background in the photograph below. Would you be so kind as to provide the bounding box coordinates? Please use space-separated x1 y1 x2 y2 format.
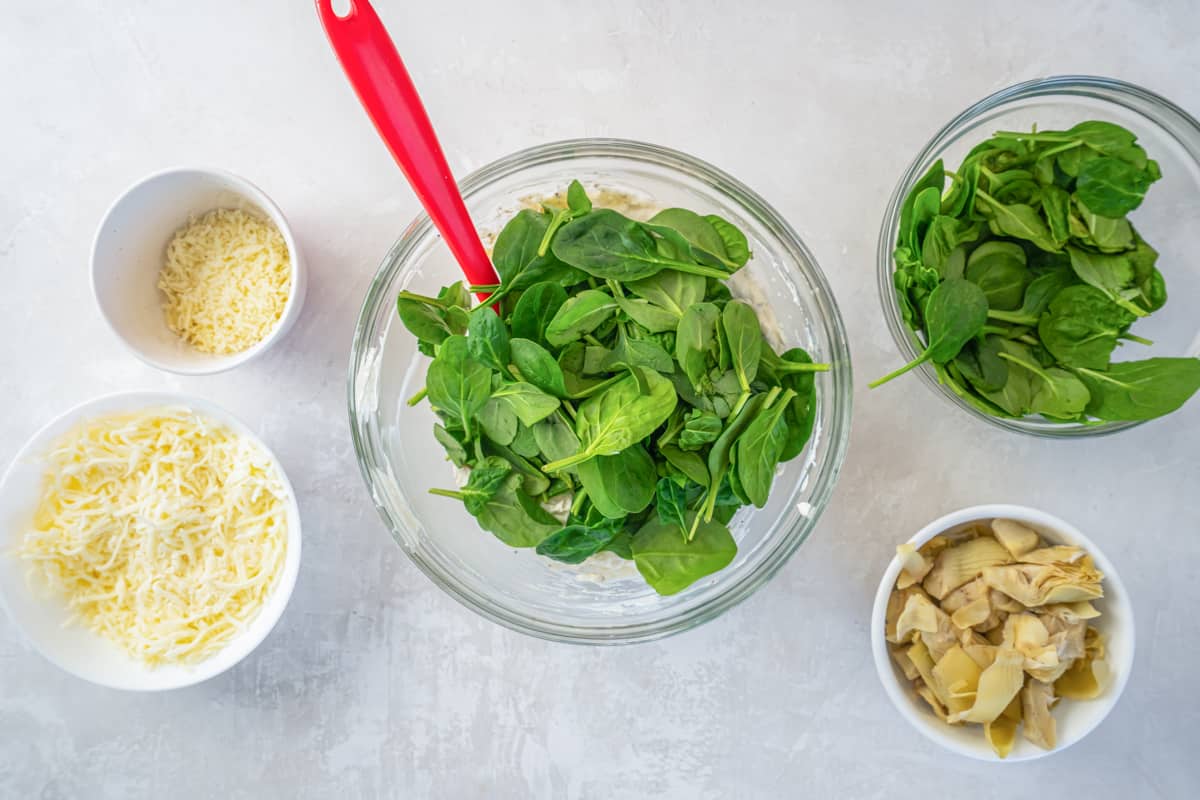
2 1 1199 797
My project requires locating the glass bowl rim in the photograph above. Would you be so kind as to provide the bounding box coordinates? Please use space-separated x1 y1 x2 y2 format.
875 74 1200 438
347 137 854 644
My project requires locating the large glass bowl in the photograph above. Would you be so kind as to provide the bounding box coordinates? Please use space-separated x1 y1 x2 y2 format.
349 139 852 643
877 76 1200 437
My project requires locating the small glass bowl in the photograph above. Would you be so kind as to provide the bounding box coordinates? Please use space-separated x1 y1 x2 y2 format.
349 139 852 644
876 76 1200 437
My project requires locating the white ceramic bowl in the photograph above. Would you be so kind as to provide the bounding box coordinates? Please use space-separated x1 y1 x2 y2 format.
870 504 1135 762
0 392 302 690
91 168 306 374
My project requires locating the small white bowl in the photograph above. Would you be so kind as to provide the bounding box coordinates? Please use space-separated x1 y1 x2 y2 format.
871 504 1135 762
0 392 302 690
90 168 306 374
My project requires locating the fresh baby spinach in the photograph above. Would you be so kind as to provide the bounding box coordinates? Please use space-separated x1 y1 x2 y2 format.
398 181 828 595
880 120 1200 424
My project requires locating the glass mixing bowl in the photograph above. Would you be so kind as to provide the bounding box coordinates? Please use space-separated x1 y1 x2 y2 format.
349 139 852 643
877 76 1200 437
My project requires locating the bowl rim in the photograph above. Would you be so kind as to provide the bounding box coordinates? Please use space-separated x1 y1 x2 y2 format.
0 390 303 690
875 74 1200 438
347 137 853 644
89 165 306 376
869 503 1136 762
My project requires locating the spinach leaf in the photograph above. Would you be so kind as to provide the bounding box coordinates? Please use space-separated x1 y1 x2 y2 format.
987 269 1076 325
467 303 511 371
735 388 795 507
1075 156 1155 216
954 335 1009 393
871 278 989 387
566 179 592 216
704 214 751 267
647 208 740 269
721 301 763 393
397 294 454 346
678 409 723 450
551 209 729 282
1067 246 1148 318
543 371 678 472
601 331 674 374
676 302 720 390
614 295 680 333
965 241 1030 310
532 411 581 466
477 397 518 445
432 424 469 466
1042 185 1072 247
511 282 568 346
491 381 560 426
490 209 585 296
977 195 1059 251
474 471 561 548
654 477 690 535
659 443 710 488
776 348 818 462
578 444 657 518
997 348 1090 419
426 335 493 435
1037 285 1134 369
510 338 568 398
544 289 618 347
1075 198 1132 251
536 522 619 564
899 160 944 251
626 270 707 318
632 513 737 596
427 456 512 515
1076 358 1200 421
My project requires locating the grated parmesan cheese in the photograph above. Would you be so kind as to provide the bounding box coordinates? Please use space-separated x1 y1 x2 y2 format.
158 208 291 355
18 407 289 666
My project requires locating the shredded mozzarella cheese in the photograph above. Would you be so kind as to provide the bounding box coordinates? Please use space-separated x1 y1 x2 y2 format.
18 407 289 666
158 208 291 355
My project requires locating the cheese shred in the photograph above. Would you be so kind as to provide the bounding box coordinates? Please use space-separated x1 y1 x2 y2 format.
159 208 291 355
18 408 289 666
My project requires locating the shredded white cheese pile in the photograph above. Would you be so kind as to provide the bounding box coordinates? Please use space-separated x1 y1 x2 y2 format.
18 407 289 666
158 208 291 355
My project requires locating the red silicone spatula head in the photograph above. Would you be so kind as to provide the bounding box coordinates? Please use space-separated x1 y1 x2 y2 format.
316 0 500 298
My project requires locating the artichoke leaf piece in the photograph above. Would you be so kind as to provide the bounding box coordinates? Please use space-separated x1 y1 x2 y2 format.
947 647 1025 724
992 518 1041 558
1021 679 1058 750
894 592 941 641
982 561 1104 606
984 694 1023 759
915 681 951 722
1055 653 1103 699
896 543 933 588
1021 545 1087 565
932 645 983 718
923 537 1014 600
1004 613 1060 675
885 585 931 643
951 596 993 630
890 646 921 681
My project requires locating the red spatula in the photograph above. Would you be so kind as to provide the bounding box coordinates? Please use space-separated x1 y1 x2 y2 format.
316 0 500 299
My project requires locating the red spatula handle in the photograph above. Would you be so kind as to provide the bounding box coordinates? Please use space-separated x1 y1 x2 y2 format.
316 0 500 294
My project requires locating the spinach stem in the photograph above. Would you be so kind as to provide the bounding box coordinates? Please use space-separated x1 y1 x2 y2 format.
536 209 570 256
571 489 588 516
468 283 502 293
1016 334 1041 347
868 352 931 389
428 488 466 500
396 290 446 308
561 399 577 420
1121 332 1154 346
583 333 604 347
406 387 428 407
986 309 1036 325
772 361 832 374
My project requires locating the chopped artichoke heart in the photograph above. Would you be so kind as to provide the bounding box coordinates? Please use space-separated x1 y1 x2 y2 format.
895 592 941 641
887 519 1111 757
984 695 1023 759
951 596 993 630
991 518 1040 558
932 645 983 717
923 537 1013 600
1055 653 1103 699
1021 679 1058 750
1021 545 1087 565
896 543 932 588
948 647 1025 724
981 562 1103 607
